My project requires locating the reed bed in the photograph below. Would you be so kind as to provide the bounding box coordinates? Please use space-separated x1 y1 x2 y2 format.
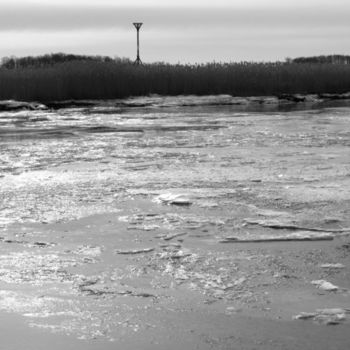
1 59 350 101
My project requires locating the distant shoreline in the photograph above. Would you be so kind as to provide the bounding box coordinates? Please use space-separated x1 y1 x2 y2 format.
1 58 350 103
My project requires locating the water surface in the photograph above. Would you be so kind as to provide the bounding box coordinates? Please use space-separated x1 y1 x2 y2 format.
0 96 349 347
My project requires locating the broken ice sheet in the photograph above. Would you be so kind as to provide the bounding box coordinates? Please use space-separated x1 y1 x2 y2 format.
0 252 78 285
154 193 192 206
119 212 226 232
294 308 350 325
0 290 105 338
0 290 79 316
116 248 155 255
147 248 263 303
158 232 187 241
254 209 291 218
311 280 339 291
2 97 350 344
0 290 132 341
320 263 345 269
220 231 334 243
151 187 241 208
244 218 348 233
70 245 104 257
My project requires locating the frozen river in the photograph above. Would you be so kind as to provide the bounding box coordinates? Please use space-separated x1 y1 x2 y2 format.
0 96 350 349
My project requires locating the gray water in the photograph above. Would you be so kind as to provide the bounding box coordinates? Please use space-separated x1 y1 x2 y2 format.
0 96 349 345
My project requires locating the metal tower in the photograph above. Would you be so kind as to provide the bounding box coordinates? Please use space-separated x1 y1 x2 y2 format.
133 22 143 65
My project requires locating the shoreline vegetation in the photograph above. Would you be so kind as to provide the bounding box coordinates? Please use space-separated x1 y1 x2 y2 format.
1 53 350 103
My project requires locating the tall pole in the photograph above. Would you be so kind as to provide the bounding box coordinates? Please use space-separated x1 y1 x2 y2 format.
133 22 143 65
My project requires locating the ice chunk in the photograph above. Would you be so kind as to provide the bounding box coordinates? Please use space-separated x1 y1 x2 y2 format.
311 280 339 291
155 193 192 206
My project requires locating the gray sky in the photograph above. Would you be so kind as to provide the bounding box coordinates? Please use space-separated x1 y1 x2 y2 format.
0 0 349 63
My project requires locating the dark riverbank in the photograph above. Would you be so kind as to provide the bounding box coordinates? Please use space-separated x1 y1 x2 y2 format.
1 60 350 102
1 92 350 112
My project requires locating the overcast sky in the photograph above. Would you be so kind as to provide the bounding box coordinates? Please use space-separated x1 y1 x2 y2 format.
0 0 349 63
